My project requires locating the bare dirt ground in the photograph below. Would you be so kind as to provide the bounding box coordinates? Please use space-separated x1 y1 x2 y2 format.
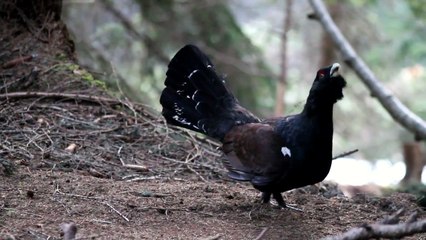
1 167 425 240
0 17 425 240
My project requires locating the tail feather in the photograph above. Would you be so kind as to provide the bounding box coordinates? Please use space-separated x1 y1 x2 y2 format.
189 68 230 101
160 44 259 140
160 88 202 120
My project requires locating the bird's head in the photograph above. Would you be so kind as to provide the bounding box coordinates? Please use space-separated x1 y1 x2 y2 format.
308 63 347 105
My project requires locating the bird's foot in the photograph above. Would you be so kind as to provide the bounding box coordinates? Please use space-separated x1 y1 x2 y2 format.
271 201 303 212
282 204 303 212
272 192 303 212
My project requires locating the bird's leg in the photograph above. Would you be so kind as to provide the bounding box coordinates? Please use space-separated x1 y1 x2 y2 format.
261 192 271 204
272 192 287 208
272 192 303 212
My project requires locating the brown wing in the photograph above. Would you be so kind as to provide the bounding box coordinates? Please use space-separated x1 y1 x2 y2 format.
222 123 291 186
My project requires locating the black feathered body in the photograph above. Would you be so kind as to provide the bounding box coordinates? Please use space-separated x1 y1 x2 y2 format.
160 44 346 207
261 110 334 193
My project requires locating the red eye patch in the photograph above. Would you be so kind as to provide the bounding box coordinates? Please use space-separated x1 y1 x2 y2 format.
318 70 325 78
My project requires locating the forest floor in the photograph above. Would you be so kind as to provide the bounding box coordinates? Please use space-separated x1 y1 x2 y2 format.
1 166 425 240
0 17 425 240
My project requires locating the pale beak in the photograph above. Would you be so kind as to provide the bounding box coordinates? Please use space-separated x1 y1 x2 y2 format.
330 63 340 77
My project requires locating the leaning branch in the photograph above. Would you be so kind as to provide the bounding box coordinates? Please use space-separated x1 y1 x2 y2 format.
308 0 426 140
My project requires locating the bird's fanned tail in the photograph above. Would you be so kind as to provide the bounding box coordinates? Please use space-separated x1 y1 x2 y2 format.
160 45 259 140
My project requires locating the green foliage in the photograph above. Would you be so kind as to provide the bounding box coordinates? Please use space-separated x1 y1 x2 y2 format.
55 53 67 61
69 65 108 90
64 63 79 71
347 0 378 7
80 73 107 90
407 0 426 21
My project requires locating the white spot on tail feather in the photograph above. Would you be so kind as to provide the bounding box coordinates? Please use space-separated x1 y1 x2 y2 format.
172 115 199 129
195 102 201 111
197 120 207 133
192 90 199 100
281 147 291 158
173 103 184 116
188 69 199 79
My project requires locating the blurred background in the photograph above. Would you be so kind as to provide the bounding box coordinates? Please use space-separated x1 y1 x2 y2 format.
62 0 426 188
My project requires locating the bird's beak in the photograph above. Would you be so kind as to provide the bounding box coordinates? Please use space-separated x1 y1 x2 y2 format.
330 63 340 77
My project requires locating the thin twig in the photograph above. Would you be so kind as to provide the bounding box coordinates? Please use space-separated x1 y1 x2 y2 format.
187 164 209 182
118 145 125 165
332 149 359 160
124 176 163 182
118 145 149 171
103 201 130 222
199 234 222 240
253 227 269 240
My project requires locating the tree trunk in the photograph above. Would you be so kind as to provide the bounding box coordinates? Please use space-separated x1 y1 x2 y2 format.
0 0 77 94
274 0 293 116
400 142 425 185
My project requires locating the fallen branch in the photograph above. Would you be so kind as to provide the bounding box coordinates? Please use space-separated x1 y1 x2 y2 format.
323 220 426 240
322 209 426 240
0 91 120 104
380 208 405 224
0 91 159 122
2 55 35 69
308 0 426 140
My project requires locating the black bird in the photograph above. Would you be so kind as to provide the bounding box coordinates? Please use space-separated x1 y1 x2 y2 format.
160 45 346 209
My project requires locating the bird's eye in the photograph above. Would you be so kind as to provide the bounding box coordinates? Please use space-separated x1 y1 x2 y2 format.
319 73 325 79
